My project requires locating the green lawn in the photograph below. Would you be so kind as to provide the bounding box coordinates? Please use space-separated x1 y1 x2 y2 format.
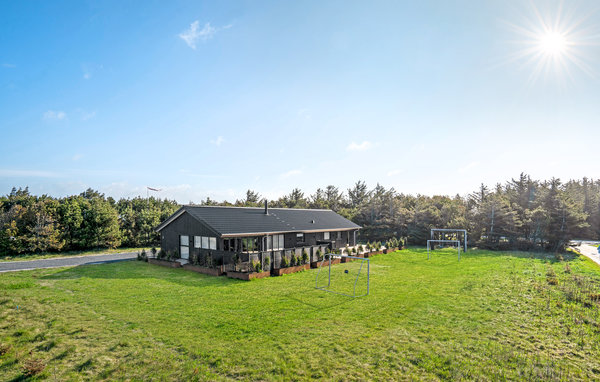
0 247 149 262
2 248 600 380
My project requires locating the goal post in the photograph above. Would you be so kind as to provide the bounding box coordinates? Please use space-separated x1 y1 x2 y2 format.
430 228 468 252
427 239 461 261
315 255 370 297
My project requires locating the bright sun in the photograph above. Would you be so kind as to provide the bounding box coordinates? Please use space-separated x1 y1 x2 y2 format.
505 2 596 83
539 31 567 56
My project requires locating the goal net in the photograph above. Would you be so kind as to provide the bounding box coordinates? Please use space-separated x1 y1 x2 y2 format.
315 255 370 297
427 239 461 261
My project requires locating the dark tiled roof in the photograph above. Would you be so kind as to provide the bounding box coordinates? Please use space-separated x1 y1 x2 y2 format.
157 205 361 236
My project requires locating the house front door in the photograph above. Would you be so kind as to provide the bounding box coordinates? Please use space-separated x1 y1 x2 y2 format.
180 246 189 260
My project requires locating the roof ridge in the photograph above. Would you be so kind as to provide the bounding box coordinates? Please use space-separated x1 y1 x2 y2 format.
182 205 333 212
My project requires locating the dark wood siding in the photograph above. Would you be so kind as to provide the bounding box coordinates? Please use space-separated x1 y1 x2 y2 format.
160 212 220 256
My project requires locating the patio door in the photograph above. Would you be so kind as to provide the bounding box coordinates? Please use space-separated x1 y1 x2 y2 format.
180 235 189 260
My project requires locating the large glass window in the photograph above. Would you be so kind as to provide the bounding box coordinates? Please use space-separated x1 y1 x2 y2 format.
209 237 217 250
194 236 201 248
180 235 189 246
201 236 209 249
324 232 330 240
267 236 273 251
242 237 257 252
272 234 284 250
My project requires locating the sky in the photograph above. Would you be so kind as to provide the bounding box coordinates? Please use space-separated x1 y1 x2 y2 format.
1 0 600 203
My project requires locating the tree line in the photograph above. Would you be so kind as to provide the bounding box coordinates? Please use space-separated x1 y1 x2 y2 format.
203 173 598 252
1 174 599 256
0 187 179 255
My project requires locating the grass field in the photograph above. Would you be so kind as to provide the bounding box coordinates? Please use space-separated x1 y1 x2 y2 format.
2 248 600 380
0 247 148 263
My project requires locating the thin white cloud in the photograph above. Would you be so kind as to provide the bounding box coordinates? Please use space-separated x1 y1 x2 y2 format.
458 161 479 174
2 63 16 68
210 136 225 146
43 110 67 121
280 169 302 179
0 169 61 178
387 169 403 177
81 111 96 121
72 154 83 161
346 141 373 151
298 108 312 120
179 21 217 49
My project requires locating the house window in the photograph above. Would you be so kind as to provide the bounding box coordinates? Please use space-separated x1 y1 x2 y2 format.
271 234 284 250
337 232 341 240
180 235 189 246
324 232 330 240
296 233 304 242
209 237 217 250
242 237 258 252
267 235 273 251
194 236 201 248
201 236 209 249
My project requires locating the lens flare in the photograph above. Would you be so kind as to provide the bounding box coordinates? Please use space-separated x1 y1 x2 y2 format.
503 2 598 84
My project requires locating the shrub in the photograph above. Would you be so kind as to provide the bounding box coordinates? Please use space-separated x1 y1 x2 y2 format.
264 256 270 269
316 249 323 260
22 358 45 377
325 247 331 254
173 250 181 260
281 255 290 268
352 247 357 254
157 249 166 259
253 260 262 273
151 247 157 257
291 253 299 266
358 244 364 253
302 249 309 264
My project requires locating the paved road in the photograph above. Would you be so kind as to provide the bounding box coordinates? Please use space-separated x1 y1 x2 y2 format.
0 252 137 273
574 244 600 267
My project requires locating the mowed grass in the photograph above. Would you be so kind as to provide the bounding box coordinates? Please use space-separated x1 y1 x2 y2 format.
2 249 600 380
0 247 148 262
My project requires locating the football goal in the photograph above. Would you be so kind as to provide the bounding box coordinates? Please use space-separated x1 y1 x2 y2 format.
427 239 461 261
315 255 370 297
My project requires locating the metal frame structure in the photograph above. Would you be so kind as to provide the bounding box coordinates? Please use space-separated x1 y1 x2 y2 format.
431 228 468 252
315 255 370 297
427 239 461 261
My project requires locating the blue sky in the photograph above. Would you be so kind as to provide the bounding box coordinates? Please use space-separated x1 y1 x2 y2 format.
1 0 599 203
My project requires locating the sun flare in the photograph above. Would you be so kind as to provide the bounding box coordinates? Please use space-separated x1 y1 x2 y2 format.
538 31 567 56
505 2 597 83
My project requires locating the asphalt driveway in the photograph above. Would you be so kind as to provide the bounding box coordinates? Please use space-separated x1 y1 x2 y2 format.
0 252 137 273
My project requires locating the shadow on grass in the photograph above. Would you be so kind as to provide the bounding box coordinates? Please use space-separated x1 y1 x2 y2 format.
40 261 241 288
407 246 580 263
282 286 357 311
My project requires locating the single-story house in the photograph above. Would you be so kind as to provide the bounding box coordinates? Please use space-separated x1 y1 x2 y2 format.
155 202 361 271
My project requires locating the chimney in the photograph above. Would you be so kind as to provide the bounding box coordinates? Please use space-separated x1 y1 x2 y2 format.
264 199 269 215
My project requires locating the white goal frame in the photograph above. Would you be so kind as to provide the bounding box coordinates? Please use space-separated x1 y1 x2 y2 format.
431 228 468 252
427 239 461 261
315 255 370 297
